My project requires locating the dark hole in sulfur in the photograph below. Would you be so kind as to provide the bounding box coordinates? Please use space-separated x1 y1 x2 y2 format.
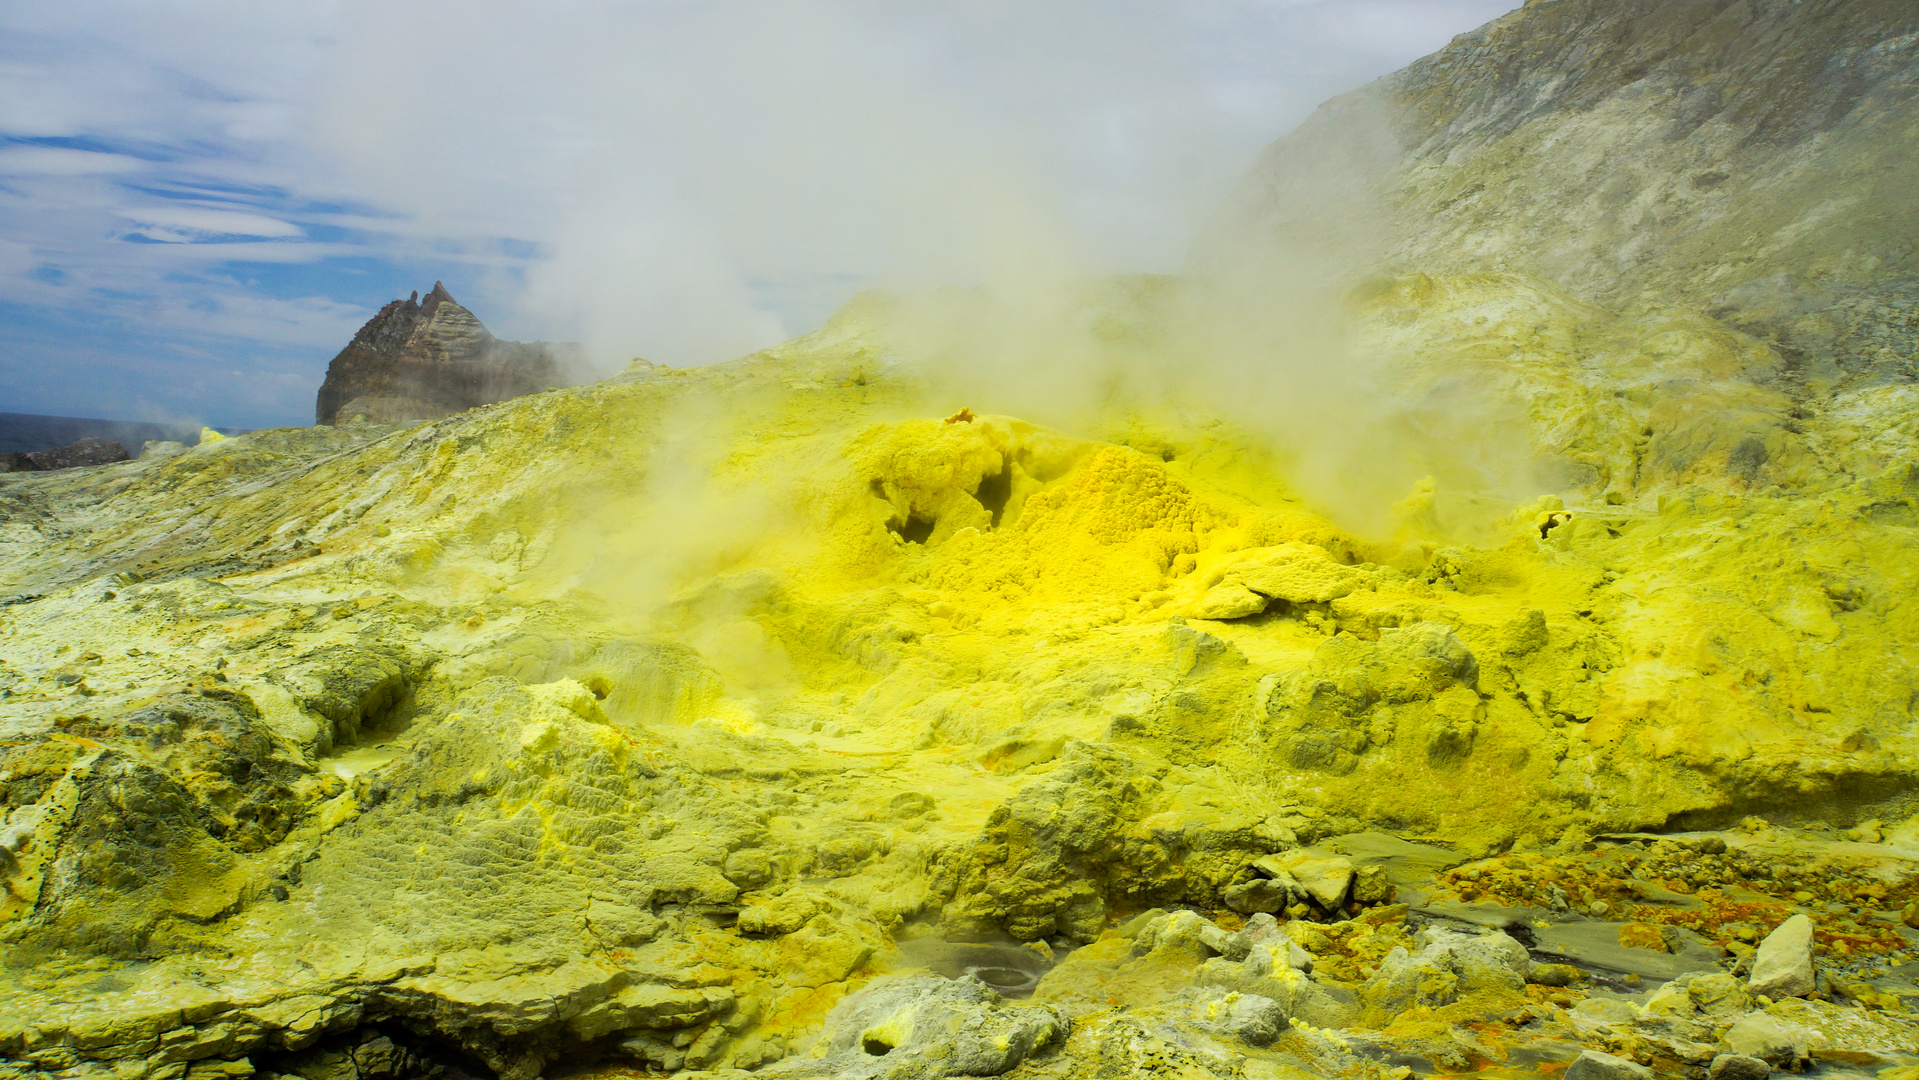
888 513 937 544
862 1034 894 1056
972 463 1014 528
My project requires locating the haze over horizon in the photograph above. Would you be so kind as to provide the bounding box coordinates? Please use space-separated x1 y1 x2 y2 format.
0 0 1518 431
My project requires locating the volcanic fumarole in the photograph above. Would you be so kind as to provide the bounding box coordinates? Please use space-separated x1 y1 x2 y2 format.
2 1 1919 1078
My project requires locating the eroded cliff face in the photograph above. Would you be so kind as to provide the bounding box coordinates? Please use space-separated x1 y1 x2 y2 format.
1219 0 1919 391
314 283 574 427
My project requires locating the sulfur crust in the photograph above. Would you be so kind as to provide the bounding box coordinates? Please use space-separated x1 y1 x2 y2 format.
0 271 1915 1076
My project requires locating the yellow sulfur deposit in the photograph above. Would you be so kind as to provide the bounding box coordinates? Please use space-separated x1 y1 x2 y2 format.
4 0 1919 1074
2 267 1917 1077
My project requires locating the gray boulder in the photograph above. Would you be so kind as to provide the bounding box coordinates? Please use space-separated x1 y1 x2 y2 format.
1223 876 1293 914
763 974 1064 1079
1747 915 1814 999
1366 927 1529 1010
1708 1054 1771 1080
1193 991 1287 1046
1720 1013 1805 1068
1564 1049 1652 1080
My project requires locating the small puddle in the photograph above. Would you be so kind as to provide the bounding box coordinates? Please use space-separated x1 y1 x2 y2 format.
887 939 1061 999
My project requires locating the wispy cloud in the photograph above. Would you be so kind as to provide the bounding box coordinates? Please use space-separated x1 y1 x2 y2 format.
117 206 305 242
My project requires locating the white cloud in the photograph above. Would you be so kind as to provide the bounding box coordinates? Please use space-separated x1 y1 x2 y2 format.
117 206 304 240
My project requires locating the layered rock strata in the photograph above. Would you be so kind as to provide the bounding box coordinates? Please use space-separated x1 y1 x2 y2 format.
314 283 574 426
1218 0 1919 390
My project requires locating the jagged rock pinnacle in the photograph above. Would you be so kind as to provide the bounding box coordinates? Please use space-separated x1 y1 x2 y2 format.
313 283 576 425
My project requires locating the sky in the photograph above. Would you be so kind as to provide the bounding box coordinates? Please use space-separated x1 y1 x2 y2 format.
0 0 1518 430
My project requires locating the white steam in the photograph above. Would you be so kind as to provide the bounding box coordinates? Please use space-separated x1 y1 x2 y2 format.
311 0 1518 370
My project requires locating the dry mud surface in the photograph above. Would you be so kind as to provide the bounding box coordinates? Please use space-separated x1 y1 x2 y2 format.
1 263 1917 1079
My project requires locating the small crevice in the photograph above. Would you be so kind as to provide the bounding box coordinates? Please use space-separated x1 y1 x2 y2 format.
888 514 937 545
972 463 1015 529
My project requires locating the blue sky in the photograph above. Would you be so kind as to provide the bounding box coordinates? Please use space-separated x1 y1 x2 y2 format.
0 1 1516 430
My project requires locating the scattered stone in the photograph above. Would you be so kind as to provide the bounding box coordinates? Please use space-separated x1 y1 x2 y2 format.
1224 876 1293 914
1527 962 1587 987
1719 1014 1804 1067
1197 920 1240 959
1708 1053 1772 1080
1194 991 1287 1046
1747 915 1814 999
762 974 1064 1079
1255 853 1355 909
1564 1049 1653 1080
1352 863 1395 904
1366 928 1528 1010
1197 940 1352 1029
1135 910 1225 959
1572 998 1640 1023
1685 972 1754 1016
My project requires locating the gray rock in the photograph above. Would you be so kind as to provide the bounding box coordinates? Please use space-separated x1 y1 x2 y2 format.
1196 942 1349 1029
1708 1053 1771 1080
1134 910 1223 958
1194 991 1286 1046
1565 1050 1653 1080
1214 0 1919 385
1419 927 1530 990
1365 928 1528 1011
1720 1013 1803 1067
315 282 571 426
1238 912 1283 944
1223 913 1288 963
1747 915 1814 999
1223 877 1292 914
1197 920 1241 959
761 974 1064 1079
1527 962 1585 987
1252 853 1353 909
1571 997 1639 1023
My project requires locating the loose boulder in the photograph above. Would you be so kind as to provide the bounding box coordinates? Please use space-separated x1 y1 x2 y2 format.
1565 1049 1653 1080
763 974 1064 1079
1708 1054 1771 1080
1747 915 1814 999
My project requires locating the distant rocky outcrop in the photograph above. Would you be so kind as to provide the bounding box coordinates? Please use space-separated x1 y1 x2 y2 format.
0 437 129 473
315 282 575 425
1215 0 1919 390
